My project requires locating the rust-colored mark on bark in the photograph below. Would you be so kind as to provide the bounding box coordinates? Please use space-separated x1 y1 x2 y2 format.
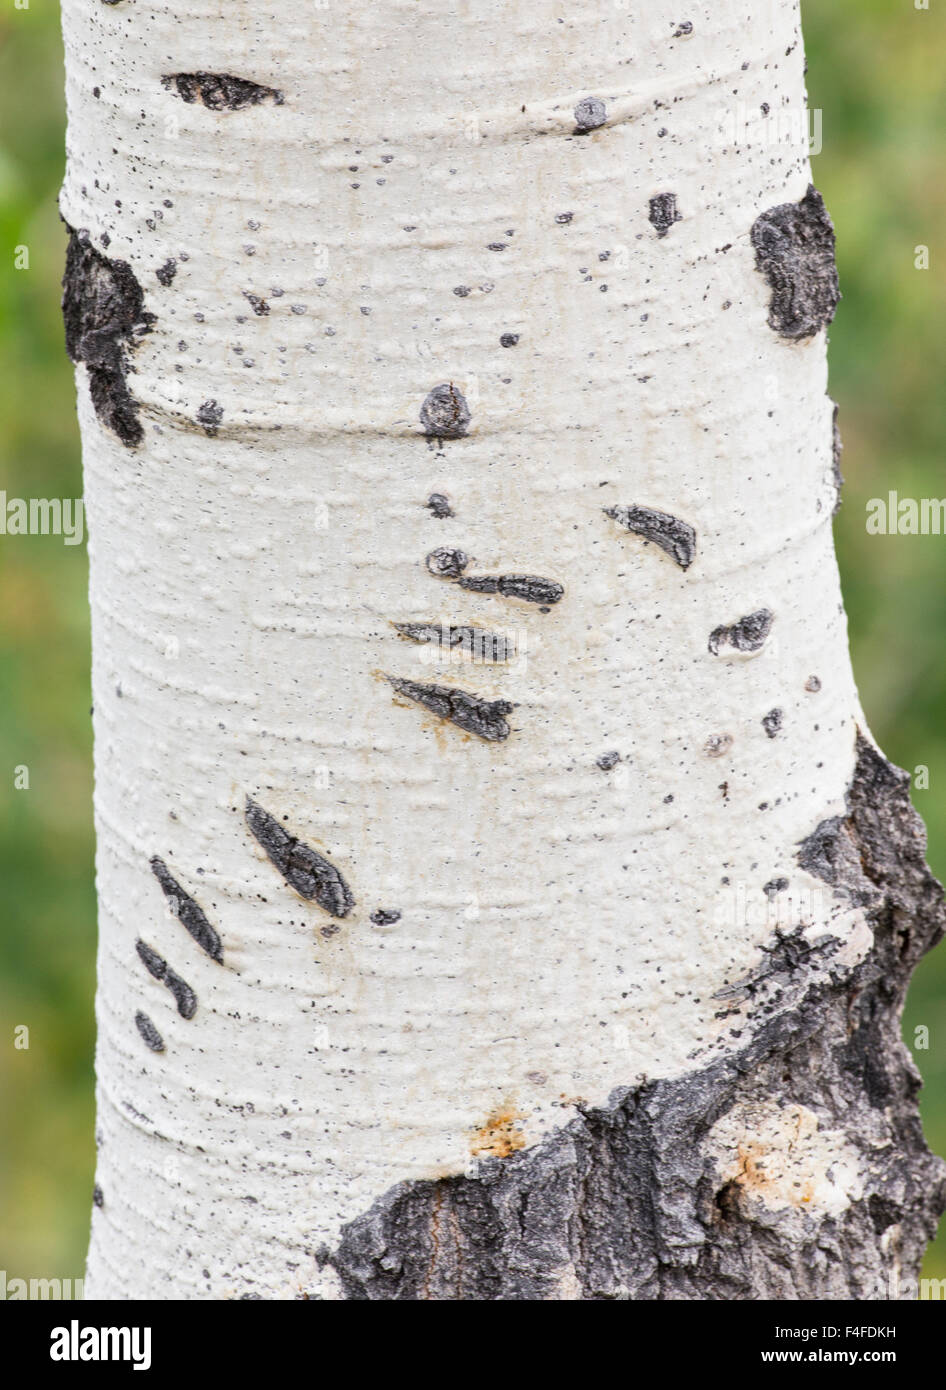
470 1106 527 1159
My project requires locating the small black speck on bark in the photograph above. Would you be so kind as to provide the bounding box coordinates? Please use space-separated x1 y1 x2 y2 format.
245 798 355 918
134 1011 165 1053
751 185 840 340
425 493 454 518
708 609 774 656
605 505 696 570
156 258 177 287
161 73 284 111
762 708 784 738
370 909 402 926
243 291 270 316
197 399 223 435
62 225 155 447
596 751 621 771
92 1184 105 1208
420 383 471 440
574 96 607 133
387 677 514 742
499 333 519 348
648 193 682 238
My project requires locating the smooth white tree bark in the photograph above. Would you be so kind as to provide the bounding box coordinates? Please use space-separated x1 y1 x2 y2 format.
61 0 944 1299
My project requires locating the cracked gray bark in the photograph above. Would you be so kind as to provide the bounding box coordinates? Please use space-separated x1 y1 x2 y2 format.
331 735 946 1299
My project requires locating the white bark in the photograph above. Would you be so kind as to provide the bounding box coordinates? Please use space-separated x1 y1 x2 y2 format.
61 0 943 1299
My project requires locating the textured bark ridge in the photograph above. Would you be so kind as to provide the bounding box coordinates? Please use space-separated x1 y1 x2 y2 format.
330 734 945 1299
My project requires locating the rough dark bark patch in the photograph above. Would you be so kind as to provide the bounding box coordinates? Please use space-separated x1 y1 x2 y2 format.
330 733 945 1299
751 185 840 340
605 505 696 570
135 938 198 1019
387 677 513 742
708 609 773 656
62 226 155 446
161 73 284 110
150 857 223 963
245 799 355 918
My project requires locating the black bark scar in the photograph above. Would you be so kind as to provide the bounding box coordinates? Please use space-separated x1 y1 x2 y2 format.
395 623 515 662
648 193 682 238
751 185 840 340
387 677 513 742
708 609 774 656
62 226 155 447
134 1011 165 1053
245 798 355 918
135 939 198 1019
419 384 471 440
604 505 696 570
150 856 224 963
458 574 564 607
161 73 284 110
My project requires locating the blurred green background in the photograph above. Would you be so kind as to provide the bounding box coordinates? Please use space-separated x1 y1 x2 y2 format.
0 2 944 1288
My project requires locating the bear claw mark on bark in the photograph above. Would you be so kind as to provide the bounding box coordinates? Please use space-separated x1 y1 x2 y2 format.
751 185 840 340
395 623 515 662
604 505 696 570
62 226 155 447
161 73 284 110
648 193 682 238
386 677 514 742
329 733 946 1299
245 798 355 918
135 939 198 1019
150 857 224 963
708 609 774 656
420 384 471 440
134 1011 165 1053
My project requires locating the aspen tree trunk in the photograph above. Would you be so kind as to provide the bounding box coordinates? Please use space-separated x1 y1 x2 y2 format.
61 0 945 1299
